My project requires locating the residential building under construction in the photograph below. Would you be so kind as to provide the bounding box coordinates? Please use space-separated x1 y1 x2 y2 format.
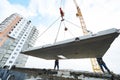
0 13 39 69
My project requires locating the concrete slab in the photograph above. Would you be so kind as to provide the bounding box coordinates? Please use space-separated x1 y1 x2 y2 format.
22 28 119 59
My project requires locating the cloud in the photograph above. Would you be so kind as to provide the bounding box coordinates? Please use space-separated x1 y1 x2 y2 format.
0 0 38 22
0 0 13 22
77 0 120 32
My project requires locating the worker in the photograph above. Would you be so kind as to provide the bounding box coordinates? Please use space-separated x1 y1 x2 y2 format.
54 59 59 70
97 57 111 74
59 8 64 21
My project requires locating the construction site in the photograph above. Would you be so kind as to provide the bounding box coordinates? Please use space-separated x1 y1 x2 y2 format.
0 0 120 80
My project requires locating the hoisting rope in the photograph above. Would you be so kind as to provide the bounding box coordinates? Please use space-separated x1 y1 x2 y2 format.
63 21 67 31
65 19 81 29
54 7 65 43
38 17 60 38
38 1 64 40
54 6 80 43
60 0 63 7
38 0 82 43
54 21 62 43
63 21 75 37
54 19 75 43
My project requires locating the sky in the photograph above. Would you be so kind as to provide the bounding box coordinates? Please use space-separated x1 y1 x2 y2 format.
0 0 120 74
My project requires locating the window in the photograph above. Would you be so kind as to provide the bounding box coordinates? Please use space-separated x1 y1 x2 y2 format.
16 23 18 26
22 39 24 42
11 29 13 31
16 49 19 51
15 31 17 33
0 38 2 42
15 62 19 64
18 45 21 47
20 42 23 44
14 52 17 55
9 32 11 34
17 28 19 31
12 56 15 59
13 34 15 36
9 61 13 63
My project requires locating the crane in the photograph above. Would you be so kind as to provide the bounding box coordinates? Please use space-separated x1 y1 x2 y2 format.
73 0 88 35
73 0 102 73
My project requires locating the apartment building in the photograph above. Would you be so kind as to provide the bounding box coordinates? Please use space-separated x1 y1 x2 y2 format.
0 13 39 69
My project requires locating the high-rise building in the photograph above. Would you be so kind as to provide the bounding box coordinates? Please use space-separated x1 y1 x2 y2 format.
0 13 39 69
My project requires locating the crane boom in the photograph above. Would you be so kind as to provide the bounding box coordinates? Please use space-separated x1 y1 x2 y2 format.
73 0 88 35
73 0 102 73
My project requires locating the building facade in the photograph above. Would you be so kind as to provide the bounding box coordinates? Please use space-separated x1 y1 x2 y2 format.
0 13 39 69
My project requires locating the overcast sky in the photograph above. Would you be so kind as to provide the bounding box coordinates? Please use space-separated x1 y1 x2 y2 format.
0 0 120 74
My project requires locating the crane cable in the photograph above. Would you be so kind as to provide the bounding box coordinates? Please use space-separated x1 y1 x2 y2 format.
63 21 75 37
65 19 82 29
38 0 82 43
54 19 75 43
38 0 64 40
54 21 62 43
54 1 81 42
60 0 63 7
55 6 74 43
54 5 65 43
38 17 60 38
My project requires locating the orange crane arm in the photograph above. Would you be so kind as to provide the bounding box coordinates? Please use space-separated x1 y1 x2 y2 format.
73 0 88 35
73 0 102 73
